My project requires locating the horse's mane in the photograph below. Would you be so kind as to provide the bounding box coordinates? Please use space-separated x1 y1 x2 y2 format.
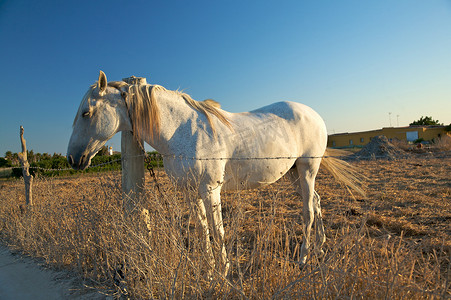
107 81 233 141
74 81 232 141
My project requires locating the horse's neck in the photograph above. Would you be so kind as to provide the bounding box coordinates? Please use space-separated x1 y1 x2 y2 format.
144 91 195 155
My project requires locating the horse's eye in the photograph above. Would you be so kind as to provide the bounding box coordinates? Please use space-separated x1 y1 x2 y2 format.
82 111 91 118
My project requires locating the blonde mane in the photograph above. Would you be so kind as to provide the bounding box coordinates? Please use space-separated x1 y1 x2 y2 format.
109 82 233 141
175 90 233 135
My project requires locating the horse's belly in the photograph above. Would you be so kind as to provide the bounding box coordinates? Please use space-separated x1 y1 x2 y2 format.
222 159 295 191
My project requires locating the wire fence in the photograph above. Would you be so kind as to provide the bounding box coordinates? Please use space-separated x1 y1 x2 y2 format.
1 150 450 175
0 158 123 172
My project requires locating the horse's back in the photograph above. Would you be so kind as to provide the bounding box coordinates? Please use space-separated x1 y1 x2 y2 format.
230 101 327 151
220 101 327 190
249 101 312 117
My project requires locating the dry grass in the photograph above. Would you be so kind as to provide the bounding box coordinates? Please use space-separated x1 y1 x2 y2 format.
435 136 451 151
0 155 450 299
391 139 411 151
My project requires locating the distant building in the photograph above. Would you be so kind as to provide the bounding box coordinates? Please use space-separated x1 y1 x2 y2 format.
328 125 450 148
108 146 113 155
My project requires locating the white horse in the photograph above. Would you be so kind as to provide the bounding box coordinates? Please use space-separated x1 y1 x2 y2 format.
68 71 363 276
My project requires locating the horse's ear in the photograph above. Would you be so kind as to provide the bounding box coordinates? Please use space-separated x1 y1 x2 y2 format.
98 70 107 93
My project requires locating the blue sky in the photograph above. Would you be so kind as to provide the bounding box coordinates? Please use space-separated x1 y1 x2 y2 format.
1 0 450 156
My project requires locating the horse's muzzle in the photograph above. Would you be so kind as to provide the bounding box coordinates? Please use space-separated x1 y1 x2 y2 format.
68 154 89 170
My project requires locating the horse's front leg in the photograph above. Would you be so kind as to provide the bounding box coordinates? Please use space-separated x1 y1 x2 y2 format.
201 186 230 277
195 197 216 277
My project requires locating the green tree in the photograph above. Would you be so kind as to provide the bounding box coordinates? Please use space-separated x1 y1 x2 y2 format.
5 151 13 161
42 153 51 160
52 153 64 159
409 116 443 126
27 150 35 163
4 151 19 166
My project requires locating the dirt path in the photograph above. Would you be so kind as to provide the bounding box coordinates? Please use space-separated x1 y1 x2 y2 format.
0 245 102 300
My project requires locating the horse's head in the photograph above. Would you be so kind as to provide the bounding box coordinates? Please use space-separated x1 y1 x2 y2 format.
67 71 131 170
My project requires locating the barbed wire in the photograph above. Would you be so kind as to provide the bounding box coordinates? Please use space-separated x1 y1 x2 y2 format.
1 151 449 174
118 150 450 162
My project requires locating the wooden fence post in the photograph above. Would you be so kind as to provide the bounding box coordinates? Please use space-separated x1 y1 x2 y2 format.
121 76 147 215
18 126 33 206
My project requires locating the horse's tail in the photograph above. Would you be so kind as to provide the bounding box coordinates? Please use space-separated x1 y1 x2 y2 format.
321 149 367 198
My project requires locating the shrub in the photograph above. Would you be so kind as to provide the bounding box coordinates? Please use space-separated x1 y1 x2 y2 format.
413 138 425 144
0 157 11 168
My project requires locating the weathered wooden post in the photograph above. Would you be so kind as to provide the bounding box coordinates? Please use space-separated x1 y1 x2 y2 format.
121 76 147 215
18 126 33 206
116 77 151 291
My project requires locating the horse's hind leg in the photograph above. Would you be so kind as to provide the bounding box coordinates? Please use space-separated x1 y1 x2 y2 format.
313 191 326 253
286 158 323 265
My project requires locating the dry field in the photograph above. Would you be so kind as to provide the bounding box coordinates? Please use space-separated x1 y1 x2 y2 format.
0 154 449 299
